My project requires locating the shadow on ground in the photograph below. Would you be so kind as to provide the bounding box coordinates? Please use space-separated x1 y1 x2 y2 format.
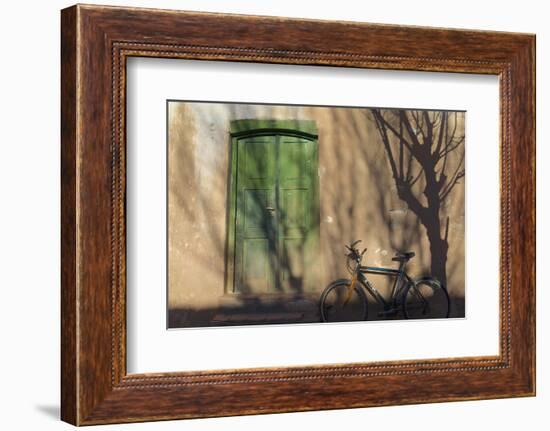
168 295 465 328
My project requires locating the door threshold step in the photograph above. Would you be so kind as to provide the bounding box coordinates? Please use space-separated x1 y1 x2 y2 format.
211 312 305 323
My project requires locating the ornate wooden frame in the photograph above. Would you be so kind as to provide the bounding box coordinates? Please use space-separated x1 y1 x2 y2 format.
61 4 535 425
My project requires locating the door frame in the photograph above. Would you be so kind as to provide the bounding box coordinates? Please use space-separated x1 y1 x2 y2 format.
225 119 319 295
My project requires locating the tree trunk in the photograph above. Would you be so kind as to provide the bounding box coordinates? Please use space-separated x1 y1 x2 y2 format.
425 223 448 286
396 187 449 286
421 165 448 286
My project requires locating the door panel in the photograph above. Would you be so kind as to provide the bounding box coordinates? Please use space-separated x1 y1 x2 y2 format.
244 140 274 179
282 188 308 231
242 238 273 294
281 237 305 291
278 137 314 292
235 136 277 293
279 140 309 180
233 133 318 294
243 189 270 235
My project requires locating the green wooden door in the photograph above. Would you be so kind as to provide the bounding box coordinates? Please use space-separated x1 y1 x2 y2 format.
234 135 278 293
277 135 317 292
233 130 318 295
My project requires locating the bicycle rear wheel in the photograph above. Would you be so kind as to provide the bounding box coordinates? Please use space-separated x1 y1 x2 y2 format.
320 279 368 322
402 278 450 319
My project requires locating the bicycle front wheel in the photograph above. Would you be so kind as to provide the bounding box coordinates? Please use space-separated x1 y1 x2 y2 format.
402 278 450 319
320 279 368 322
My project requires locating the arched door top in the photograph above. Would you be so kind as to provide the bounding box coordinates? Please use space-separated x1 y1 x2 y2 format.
230 119 318 140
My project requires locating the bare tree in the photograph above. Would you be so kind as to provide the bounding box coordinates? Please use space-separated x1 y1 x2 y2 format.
370 109 465 286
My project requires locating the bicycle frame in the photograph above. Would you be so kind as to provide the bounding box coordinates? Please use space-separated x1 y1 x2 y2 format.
322 241 450 322
356 264 414 311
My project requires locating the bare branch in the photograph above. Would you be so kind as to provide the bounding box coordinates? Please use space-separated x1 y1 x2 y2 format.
434 111 448 159
372 110 400 181
399 111 423 149
439 114 450 184
372 109 427 218
438 135 465 159
440 150 466 201
411 111 425 142
372 111 416 156
398 120 404 179
423 111 433 147
405 145 414 180
408 169 424 187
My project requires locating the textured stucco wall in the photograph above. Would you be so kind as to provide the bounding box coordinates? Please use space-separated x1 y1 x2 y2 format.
168 102 465 312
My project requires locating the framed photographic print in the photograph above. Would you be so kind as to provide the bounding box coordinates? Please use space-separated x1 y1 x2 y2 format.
61 4 535 425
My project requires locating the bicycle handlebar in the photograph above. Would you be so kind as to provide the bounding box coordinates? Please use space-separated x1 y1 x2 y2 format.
345 240 367 261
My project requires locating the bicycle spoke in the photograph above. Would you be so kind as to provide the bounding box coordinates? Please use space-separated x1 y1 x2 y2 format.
320 281 368 322
403 280 449 319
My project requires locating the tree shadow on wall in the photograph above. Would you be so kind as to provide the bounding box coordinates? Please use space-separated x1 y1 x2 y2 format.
319 107 465 319
368 109 465 288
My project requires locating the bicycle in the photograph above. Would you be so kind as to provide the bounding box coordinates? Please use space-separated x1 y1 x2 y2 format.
319 240 450 322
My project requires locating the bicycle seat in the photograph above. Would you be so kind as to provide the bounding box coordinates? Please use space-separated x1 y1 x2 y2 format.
392 251 415 262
